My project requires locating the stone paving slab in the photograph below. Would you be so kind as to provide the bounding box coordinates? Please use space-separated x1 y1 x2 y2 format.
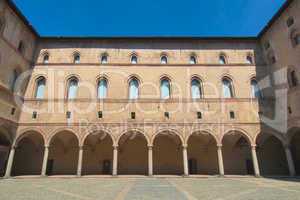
0 177 300 200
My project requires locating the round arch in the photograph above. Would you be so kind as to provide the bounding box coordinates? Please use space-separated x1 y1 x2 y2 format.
81 129 114 175
117 129 149 175
0 127 13 176
15 128 46 147
221 129 253 175
152 129 184 175
187 130 219 175
151 128 184 146
12 130 45 176
47 129 79 175
255 132 289 176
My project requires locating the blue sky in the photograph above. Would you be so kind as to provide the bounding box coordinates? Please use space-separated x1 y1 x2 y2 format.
13 0 286 37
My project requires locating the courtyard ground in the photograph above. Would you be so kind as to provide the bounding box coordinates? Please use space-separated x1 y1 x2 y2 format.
0 177 300 200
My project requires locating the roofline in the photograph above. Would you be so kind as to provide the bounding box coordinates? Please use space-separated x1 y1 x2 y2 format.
258 0 294 38
40 36 258 41
7 0 39 37
7 0 292 40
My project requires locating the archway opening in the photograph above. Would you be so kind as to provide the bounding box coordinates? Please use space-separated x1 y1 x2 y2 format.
187 132 218 175
0 131 11 177
82 131 113 175
256 133 289 176
48 131 79 175
222 131 252 175
118 131 148 175
291 133 300 175
12 131 44 176
153 131 183 175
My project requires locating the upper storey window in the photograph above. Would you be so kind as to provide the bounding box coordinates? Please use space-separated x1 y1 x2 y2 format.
43 54 49 64
0 17 5 34
18 41 25 55
160 78 171 99
101 54 108 64
161 55 168 64
289 70 298 88
10 69 19 91
191 78 202 99
131 54 138 64
129 77 139 99
98 78 108 99
287 17 294 27
264 41 271 50
222 77 234 98
73 53 80 64
291 30 300 47
35 77 46 99
190 55 197 64
251 79 262 99
219 54 227 65
246 55 253 64
67 77 79 99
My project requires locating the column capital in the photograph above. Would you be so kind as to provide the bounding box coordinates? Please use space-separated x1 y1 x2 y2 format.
148 145 153 150
217 144 223 148
79 146 84 150
44 145 50 148
251 145 257 149
113 145 118 150
284 144 291 150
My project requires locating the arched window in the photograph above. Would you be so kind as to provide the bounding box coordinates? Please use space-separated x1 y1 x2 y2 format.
161 55 168 64
291 70 298 87
43 54 49 64
287 17 294 27
67 77 78 99
73 53 80 64
160 78 170 99
101 54 108 64
251 79 262 98
246 55 253 64
190 55 197 64
129 78 139 99
97 78 107 99
18 41 25 54
191 78 202 99
222 77 234 98
131 55 138 64
0 18 5 33
219 54 227 64
10 69 18 91
290 30 300 47
293 34 300 46
35 77 46 99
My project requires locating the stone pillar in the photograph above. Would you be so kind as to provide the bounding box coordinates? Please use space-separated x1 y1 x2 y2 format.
217 145 224 176
41 145 49 176
285 145 296 176
113 146 118 176
4 146 16 178
77 146 83 177
251 145 260 177
148 146 153 176
183 145 189 176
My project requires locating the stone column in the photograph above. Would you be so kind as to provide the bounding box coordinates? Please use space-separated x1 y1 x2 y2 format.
113 146 118 176
217 145 224 176
77 146 83 177
4 146 16 178
183 145 189 176
41 145 49 176
148 146 153 176
285 145 296 176
251 145 260 177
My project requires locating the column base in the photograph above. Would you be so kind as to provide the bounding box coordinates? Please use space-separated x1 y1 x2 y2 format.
3 175 11 179
182 174 189 178
218 175 225 178
112 175 118 177
254 175 261 178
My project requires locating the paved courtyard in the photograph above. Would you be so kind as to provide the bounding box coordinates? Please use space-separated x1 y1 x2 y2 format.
1 177 300 200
